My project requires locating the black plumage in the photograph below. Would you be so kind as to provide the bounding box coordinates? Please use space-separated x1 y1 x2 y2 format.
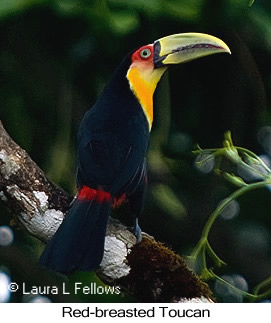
40 32 230 273
40 53 148 273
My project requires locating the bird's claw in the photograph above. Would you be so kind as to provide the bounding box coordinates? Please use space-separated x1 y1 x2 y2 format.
128 219 142 243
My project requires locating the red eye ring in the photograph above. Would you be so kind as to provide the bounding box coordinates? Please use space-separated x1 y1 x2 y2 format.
131 45 153 63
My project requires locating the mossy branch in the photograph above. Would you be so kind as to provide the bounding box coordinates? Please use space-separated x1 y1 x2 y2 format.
0 120 212 303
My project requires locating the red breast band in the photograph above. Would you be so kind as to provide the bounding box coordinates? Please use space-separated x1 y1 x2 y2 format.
78 186 111 203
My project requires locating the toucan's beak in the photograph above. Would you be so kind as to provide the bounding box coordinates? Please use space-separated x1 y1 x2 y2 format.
153 32 231 68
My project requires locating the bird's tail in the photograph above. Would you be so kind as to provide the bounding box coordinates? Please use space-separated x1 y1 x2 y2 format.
39 186 111 274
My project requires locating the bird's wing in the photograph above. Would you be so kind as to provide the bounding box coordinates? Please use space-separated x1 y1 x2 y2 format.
77 133 146 196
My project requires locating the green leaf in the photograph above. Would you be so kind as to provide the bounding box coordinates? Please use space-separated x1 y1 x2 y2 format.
224 174 247 187
162 0 204 22
107 0 161 16
53 0 79 14
110 11 140 35
200 268 214 281
0 0 44 19
151 184 187 219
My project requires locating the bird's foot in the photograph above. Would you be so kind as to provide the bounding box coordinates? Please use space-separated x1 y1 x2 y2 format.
128 219 142 243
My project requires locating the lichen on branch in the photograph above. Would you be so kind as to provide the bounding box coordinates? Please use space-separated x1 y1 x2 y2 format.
0 120 212 302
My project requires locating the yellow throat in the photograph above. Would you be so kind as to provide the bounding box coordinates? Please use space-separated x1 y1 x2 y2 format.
127 62 166 130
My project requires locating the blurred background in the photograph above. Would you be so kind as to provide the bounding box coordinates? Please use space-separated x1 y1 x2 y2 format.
0 0 271 302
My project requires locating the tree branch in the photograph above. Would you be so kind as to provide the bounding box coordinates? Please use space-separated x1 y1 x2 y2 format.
0 120 213 302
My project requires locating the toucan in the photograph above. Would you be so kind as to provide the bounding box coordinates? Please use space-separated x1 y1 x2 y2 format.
40 33 230 274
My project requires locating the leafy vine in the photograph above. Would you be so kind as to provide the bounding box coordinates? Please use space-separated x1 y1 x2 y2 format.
188 132 271 302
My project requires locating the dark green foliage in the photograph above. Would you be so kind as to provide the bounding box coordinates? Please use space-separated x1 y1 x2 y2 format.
1 0 271 302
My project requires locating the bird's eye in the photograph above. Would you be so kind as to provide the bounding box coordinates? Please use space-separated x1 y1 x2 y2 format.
140 48 151 58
